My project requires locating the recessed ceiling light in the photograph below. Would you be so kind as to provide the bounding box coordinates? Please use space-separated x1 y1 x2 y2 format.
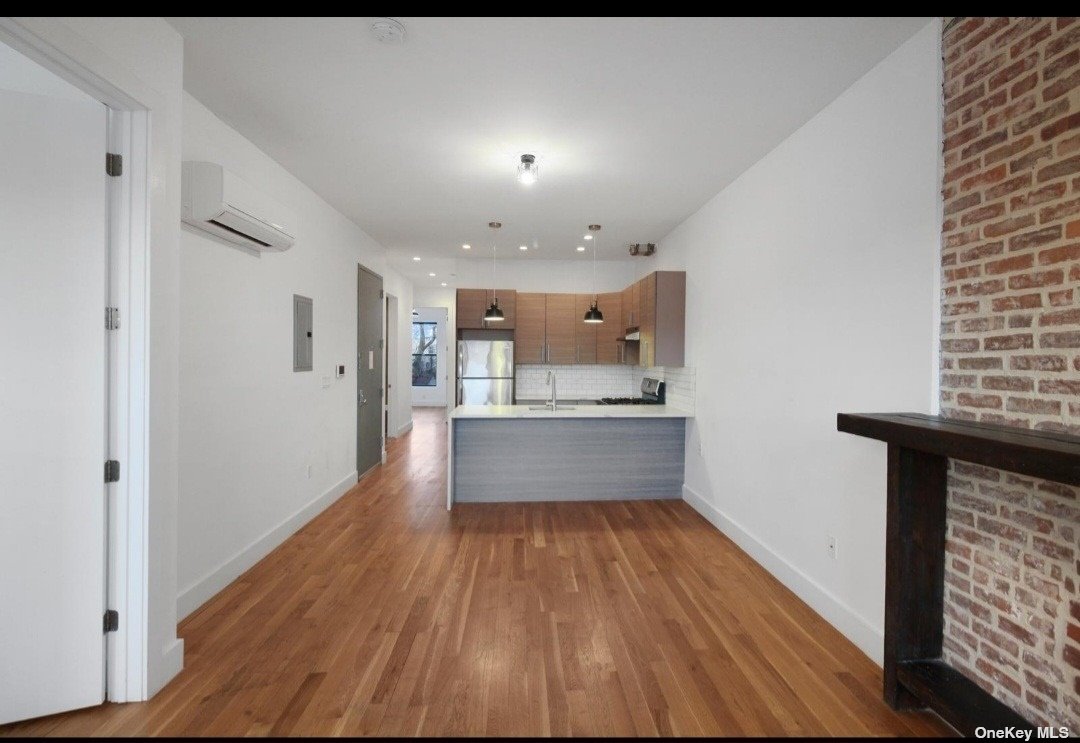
371 18 406 44
576 246 586 252
428 272 436 277
440 282 447 287
583 235 593 240
412 256 421 262
519 245 528 251
462 244 471 250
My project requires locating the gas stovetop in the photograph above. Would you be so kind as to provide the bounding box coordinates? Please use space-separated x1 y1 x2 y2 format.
596 377 665 406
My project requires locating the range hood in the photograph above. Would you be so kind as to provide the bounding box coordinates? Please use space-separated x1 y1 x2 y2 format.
623 328 640 341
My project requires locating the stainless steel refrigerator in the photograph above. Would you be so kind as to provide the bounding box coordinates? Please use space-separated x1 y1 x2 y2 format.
457 339 514 405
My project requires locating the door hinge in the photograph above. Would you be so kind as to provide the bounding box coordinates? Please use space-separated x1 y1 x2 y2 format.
106 152 122 177
105 306 120 330
104 460 120 483
380 338 385 350
103 609 119 633
379 289 384 299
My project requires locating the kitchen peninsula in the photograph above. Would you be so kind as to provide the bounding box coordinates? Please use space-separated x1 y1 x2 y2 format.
446 403 692 508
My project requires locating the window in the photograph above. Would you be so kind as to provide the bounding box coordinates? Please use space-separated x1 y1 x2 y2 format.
411 321 438 387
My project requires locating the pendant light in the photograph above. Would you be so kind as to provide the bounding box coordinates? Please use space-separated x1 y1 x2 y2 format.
484 221 505 322
583 224 604 323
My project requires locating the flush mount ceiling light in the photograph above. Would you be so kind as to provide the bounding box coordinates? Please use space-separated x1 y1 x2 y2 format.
517 154 538 186
462 243 471 250
583 224 604 324
370 18 406 44
484 221 505 322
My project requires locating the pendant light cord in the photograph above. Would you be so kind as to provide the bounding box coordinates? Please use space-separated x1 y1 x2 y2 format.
592 228 598 302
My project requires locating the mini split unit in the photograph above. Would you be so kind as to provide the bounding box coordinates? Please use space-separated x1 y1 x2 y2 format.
181 161 296 251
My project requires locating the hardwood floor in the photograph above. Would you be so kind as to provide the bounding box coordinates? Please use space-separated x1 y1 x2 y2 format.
1 408 952 737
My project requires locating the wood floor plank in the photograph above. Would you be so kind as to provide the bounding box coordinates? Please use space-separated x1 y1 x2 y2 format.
0 409 954 737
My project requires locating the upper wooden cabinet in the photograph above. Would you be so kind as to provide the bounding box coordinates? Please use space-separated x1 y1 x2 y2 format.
461 271 684 367
456 288 516 330
595 292 623 364
640 273 657 367
574 294 598 364
515 292 546 364
544 293 577 365
621 284 636 328
638 271 685 368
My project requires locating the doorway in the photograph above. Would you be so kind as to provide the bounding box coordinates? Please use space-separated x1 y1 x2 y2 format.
0 41 109 724
411 307 449 407
384 292 399 443
357 266 384 478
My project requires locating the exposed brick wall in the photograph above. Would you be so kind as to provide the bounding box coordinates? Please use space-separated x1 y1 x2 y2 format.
939 17 1080 729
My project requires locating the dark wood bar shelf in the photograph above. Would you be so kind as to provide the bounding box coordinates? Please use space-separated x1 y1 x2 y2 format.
836 412 1080 736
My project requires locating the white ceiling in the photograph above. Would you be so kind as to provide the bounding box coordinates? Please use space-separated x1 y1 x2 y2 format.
167 16 928 286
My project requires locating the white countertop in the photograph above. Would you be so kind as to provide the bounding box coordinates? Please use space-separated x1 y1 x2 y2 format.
450 404 693 419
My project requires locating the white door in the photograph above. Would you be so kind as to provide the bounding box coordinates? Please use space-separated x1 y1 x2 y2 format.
0 63 109 723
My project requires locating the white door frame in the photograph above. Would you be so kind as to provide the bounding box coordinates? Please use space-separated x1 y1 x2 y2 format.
0 18 152 702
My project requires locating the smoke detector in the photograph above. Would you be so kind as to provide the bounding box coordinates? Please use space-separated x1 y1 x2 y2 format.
371 18 406 44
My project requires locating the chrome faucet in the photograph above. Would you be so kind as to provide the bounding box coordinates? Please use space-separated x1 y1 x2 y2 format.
547 370 557 411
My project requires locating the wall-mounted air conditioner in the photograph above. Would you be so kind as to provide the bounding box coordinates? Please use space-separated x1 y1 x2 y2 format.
181 161 296 252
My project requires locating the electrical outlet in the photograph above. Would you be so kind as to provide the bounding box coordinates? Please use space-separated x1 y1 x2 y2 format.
827 535 837 560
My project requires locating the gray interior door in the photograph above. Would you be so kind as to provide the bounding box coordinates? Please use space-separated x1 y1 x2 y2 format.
357 266 384 476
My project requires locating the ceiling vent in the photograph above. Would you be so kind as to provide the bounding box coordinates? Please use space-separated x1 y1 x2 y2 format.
628 243 656 257
371 18 406 44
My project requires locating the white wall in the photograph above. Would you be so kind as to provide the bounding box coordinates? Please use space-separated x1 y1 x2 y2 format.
448 256 639 293
176 92 414 619
652 21 941 663
411 307 448 406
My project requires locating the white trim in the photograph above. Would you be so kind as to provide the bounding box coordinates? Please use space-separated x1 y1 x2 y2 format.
0 17 156 703
393 419 414 438
681 483 884 665
929 17 944 415
176 470 358 620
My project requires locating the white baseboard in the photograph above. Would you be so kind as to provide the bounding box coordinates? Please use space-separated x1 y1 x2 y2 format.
176 471 358 620
393 419 414 437
148 637 185 697
682 483 884 665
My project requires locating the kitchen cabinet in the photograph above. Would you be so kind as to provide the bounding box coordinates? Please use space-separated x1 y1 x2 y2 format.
544 293 577 364
456 289 487 329
621 284 636 328
595 292 622 364
515 292 546 364
456 288 516 330
636 271 685 368
640 272 657 367
574 294 597 364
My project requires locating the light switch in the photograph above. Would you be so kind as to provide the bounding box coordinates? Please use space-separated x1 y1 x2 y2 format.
368 350 374 370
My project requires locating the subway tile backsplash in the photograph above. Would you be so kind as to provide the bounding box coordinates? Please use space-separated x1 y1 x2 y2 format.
634 366 696 412
516 364 695 411
516 365 635 400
